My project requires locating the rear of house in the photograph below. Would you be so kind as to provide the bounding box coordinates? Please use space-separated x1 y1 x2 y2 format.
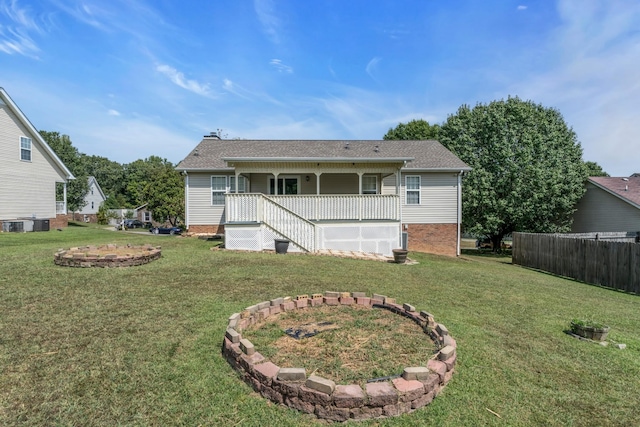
0 88 74 232
176 136 470 257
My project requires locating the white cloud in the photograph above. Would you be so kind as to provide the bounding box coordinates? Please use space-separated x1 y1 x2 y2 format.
507 0 640 176
156 64 215 97
270 59 293 73
107 109 120 116
517 5 527 11
0 0 43 57
365 57 382 82
254 0 280 43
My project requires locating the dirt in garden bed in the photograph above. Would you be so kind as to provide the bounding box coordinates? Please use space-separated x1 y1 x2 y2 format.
242 304 437 385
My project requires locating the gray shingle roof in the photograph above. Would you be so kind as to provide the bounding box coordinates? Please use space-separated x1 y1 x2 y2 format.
176 138 470 171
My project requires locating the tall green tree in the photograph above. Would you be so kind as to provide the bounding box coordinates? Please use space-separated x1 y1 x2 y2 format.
39 131 89 212
143 164 184 226
383 119 440 140
437 97 586 251
82 154 126 200
584 161 609 177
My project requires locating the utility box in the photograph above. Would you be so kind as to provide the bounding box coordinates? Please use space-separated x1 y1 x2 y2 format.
33 219 50 232
402 232 408 250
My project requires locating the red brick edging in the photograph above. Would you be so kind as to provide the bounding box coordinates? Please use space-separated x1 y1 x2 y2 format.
54 244 162 268
222 292 457 422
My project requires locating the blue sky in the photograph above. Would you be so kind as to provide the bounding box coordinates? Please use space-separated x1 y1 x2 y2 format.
1 0 638 176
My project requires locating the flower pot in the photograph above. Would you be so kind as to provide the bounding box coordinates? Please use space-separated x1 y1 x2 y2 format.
274 239 290 254
392 249 408 264
571 323 610 341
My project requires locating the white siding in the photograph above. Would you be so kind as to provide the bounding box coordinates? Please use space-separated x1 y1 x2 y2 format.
571 183 640 232
186 173 226 225
78 180 106 214
383 172 459 224
0 103 67 220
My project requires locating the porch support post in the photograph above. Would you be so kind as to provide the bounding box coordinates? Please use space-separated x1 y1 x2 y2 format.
315 172 321 220
235 171 239 193
63 182 68 214
273 172 279 195
357 172 364 220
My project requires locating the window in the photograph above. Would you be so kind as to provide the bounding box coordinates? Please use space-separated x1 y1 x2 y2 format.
144 211 151 222
405 176 421 205
20 137 32 161
269 177 299 195
211 176 227 205
91 202 94 209
229 176 246 193
362 175 378 194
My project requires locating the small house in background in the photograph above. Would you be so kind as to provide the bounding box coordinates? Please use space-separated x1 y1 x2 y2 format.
134 203 153 225
176 135 471 257
571 176 640 232
72 176 106 223
0 87 74 232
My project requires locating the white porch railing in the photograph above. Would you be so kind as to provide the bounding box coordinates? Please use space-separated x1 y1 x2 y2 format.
56 201 66 214
226 194 399 222
262 197 317 252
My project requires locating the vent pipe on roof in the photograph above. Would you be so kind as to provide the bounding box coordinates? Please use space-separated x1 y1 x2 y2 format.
344 141 350 149
374 145 379 153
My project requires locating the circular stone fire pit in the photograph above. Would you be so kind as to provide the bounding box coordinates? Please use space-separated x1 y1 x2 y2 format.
222 292 456 422
54 244 161 268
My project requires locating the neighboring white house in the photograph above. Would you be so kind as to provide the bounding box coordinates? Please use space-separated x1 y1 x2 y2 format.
176 135 471 256
0 87 74 231
571 176 640 233
74 176 106 222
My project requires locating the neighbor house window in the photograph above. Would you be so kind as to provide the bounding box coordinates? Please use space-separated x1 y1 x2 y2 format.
362 175 378 194
211 176 227 205
143 211 151 222
20 137 32 161
229 176 247 193
405 176 421 205
91 202 94 209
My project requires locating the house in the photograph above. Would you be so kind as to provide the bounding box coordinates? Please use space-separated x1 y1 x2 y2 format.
176 135 470 257
571 176 640 233
0 87 74 231
72 176 106 222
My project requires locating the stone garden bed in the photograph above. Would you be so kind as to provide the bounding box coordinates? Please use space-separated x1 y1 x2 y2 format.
222 292 456 422
54 244 161 268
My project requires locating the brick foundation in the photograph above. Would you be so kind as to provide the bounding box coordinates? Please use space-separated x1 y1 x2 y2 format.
187 224 225 234
406 223 458 257
51 214 69 229
223 292 456 421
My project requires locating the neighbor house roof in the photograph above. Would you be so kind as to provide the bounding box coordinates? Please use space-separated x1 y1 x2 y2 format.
0 87 74 180
87 176 106 200
176 138 471 172
589 176 640 209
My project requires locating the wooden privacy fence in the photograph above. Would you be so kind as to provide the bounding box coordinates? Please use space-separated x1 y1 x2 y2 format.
512 232 640 294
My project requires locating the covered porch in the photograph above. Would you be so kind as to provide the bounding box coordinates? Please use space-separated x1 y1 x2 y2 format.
221 158 408 255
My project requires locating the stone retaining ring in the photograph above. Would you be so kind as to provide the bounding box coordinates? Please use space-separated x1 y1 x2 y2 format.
54 244 162 268
222 292 457 422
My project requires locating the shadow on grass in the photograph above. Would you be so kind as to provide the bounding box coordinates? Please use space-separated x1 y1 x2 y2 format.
461 248 513 263
67 221 89 227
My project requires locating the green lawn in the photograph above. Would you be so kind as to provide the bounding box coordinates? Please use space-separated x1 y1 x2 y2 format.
1 223 639 426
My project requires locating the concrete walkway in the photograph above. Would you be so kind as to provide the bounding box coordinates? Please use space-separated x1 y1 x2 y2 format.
315 249 419 264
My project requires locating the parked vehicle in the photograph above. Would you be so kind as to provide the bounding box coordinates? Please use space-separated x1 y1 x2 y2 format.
124 219 145 229
150 226 182 235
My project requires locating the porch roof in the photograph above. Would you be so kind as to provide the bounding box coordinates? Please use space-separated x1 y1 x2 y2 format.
176 138 471 172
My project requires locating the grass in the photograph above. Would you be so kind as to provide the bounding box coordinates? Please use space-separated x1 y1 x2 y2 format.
242 305 437 386
1 223 639 426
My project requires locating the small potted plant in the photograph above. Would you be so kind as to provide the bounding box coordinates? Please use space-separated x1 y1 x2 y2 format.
570 318 610 341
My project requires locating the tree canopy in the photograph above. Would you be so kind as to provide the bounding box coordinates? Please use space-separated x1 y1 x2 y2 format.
40 131 185 225
436 97 587 249
40 131 89 212
383 119 440 140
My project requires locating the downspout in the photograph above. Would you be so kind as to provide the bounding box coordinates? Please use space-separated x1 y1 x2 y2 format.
398 163 405 249
183 171 189 230
457 170 463 256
